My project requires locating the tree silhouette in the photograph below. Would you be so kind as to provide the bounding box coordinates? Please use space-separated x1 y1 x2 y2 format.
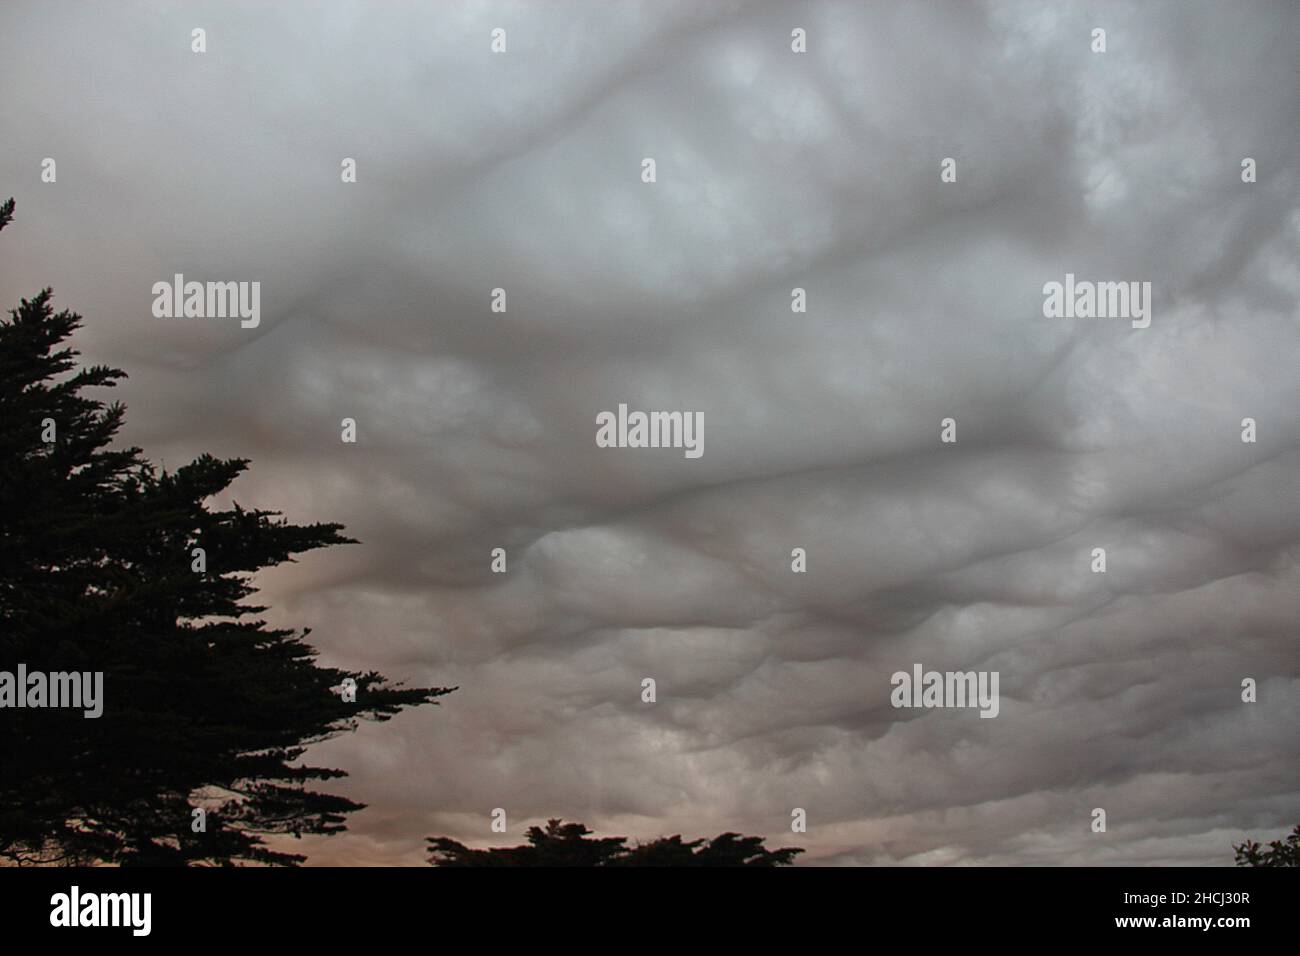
428 818 803 866
1234 825 1300 867
0 198 454 865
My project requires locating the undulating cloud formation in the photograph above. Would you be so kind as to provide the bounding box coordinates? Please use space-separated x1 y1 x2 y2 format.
1 0 1297 865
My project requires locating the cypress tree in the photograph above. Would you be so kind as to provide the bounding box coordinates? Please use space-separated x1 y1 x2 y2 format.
0 198 453 865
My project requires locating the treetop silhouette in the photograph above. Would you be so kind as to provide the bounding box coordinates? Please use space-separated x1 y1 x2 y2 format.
428 818 803 867
1234 825 1300 867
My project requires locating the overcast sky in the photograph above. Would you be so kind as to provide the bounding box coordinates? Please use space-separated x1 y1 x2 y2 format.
1 0 1297 865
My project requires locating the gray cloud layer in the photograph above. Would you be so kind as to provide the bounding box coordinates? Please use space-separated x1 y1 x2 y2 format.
1 0 1297 864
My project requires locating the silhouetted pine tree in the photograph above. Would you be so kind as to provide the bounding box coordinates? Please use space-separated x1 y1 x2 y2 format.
0 199 454 865
428 818 803 866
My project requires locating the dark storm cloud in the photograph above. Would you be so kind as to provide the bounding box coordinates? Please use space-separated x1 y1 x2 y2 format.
1 0 1296 864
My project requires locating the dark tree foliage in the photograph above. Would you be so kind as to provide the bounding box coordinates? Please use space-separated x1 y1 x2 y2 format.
1234 825 1300 867
428 818 803 867
0 199 454 865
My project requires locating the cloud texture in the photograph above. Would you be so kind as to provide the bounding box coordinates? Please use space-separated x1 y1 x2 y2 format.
1 0 1297 864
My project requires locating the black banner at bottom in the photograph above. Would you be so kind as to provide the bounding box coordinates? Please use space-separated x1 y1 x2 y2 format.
0 865 1287 942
